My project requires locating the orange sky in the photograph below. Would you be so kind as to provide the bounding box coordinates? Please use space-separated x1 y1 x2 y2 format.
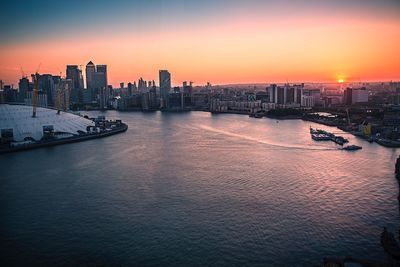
0 13 399 87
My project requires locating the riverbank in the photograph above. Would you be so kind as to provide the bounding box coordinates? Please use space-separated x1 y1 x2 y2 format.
0 123 128 154
77 107 400 149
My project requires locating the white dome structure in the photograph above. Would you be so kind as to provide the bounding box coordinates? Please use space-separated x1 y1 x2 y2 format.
0 104 95 142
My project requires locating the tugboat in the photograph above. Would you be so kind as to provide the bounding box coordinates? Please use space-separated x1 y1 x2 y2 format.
342 145 362 151
333 136 349 146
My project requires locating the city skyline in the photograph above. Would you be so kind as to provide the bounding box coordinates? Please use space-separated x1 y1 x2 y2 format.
3 2 400 265
1 0 400 86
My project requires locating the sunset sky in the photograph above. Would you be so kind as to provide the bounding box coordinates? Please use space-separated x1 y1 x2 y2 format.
1 0 399 87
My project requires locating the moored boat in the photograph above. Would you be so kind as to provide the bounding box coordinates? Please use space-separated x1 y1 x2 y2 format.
333 136 349 146
310 127 318 134
311 133 331 141
310 127 348 145
342 145 362 151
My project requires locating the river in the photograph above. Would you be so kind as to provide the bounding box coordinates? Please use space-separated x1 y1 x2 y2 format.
1 111 399 266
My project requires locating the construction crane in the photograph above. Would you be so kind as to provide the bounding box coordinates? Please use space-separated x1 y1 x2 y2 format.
32 74 39 118
64 82 69 112
56 67 62 78
31 63 42 117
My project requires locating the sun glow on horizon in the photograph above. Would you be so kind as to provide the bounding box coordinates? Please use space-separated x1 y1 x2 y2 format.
0 1 399 86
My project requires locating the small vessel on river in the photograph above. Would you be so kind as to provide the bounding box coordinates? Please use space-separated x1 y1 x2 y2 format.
342 145 362 151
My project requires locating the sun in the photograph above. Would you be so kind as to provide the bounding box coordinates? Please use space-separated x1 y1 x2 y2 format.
337 78 344 83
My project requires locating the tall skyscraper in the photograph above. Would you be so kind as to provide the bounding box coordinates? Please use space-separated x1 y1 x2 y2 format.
66 65 84 89
127 82 133 96
66 65 84 104
18 77 30 103
276 86 286 104
138 78 146 93
94 64 108 109
294 84 303 105
268 84 277 103
149 82 158 109
85 61 96 89
96 65 108 87
159 70 171 107
183 81 193 95
84 61 108 108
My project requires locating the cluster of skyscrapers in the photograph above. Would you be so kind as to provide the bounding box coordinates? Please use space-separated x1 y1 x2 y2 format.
112 70 197 111
0 60 384 114
66 62 108 108
0 61 110 110
0 62 199 111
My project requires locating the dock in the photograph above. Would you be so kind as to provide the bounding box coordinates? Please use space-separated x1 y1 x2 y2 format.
310 127 349 145
0 122 128 154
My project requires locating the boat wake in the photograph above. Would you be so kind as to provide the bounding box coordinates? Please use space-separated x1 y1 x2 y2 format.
197 124 337 151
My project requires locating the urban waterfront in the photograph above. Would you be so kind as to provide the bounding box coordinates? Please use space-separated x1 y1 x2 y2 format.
1 111 399 266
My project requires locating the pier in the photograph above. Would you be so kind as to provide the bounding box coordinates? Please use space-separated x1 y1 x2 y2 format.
0 122 128 154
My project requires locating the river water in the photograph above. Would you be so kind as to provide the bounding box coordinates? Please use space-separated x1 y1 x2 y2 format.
1 111 399 266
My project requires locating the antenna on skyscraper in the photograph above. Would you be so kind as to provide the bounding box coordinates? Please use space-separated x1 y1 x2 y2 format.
36 62 42 74
20 66 25 78
56 67 62 77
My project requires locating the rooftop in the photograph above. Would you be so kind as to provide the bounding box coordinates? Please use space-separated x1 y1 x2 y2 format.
0 104 94 141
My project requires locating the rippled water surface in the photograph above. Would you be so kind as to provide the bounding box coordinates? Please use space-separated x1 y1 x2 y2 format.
1 111 400 266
